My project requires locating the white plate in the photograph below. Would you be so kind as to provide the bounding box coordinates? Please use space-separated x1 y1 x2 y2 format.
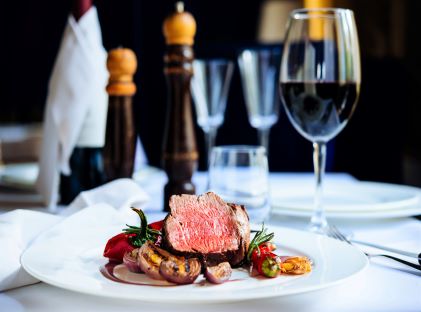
271 181 421 219
21 225 368 303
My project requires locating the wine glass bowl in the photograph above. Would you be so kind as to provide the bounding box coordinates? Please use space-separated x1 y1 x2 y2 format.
238 48 281 153
282 81 359 142
191 59 234 166
279 8 361 233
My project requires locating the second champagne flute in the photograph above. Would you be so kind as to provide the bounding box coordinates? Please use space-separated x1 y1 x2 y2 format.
238 48 281 154
191 59 234 168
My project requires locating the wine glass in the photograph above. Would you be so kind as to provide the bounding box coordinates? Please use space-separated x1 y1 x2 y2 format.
238 48 281 154
279 8 361 233
191 59 234 167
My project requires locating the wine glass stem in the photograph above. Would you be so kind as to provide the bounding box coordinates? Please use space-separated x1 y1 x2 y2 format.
205 128 217 169
310 141 328 233
258 128 270 154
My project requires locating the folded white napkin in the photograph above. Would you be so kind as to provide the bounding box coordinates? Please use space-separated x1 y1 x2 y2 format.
36 6 108 210
0 210 61 291
62 178 150 216
0 178 150 291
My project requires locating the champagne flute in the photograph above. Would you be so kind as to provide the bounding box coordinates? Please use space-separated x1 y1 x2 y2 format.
279 8 361 233
238 48 281 154
191 59 234 167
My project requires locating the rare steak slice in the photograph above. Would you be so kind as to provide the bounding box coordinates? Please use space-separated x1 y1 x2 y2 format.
162 192 250 266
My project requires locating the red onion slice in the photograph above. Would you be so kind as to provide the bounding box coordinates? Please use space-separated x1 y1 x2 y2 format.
123 248 143 273
205 262 232 284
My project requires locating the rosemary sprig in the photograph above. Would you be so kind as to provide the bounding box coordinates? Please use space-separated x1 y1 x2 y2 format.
123 208 162 248
246 223 274 262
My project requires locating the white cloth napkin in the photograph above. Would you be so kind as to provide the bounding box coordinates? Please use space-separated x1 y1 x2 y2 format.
0 210 61 291
0 178 149 291
36 6 108 210
62 178 150 216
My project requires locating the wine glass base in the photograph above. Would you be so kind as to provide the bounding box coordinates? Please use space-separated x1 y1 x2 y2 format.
308 219 329 235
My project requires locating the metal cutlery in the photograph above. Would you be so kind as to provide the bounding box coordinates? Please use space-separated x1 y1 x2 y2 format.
350 239 421 264
327 225 421 271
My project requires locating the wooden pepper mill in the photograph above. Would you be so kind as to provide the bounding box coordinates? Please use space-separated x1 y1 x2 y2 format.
162 2 198 211
104 48 137 181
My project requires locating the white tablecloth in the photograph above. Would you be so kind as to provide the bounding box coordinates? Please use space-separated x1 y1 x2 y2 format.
1 172 421 312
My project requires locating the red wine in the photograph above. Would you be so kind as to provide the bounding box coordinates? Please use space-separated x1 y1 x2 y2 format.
280 82 359 141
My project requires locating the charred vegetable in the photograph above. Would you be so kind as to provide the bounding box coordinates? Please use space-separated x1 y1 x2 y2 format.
279 256 312 275
103 233 135 262
260 256 280 278
160 257 201 284
247 225 279 277
205 262 232 284
137 241 174 280
247 225 311 278
123 248 142 273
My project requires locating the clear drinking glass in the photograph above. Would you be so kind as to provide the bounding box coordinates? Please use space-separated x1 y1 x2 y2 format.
208 146 270 223
238 48 281 154
191 59 234 167
279 8 361 233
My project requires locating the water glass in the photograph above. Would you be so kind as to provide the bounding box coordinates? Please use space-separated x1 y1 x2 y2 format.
208 146 270 223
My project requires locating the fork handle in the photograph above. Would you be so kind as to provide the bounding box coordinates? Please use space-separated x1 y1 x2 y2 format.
352 239 420 261
369 254 421 271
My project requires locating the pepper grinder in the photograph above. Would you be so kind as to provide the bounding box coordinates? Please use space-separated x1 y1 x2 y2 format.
162 2 198 211
104 48 137 181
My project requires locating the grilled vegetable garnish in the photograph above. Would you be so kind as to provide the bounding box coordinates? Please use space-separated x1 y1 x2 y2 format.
123 248 142 273
205 262 232 284
137 241 174 280
138 241 201 284
104 208 163 263
247 225 312 278
123 208 162 247
261 256 280 278
160 257 201 284
247 224 274 262
279 256 312 275
247 225 278 277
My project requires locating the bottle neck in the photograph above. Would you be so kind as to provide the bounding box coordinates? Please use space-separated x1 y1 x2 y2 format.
72 0 93 21
75 92 108 148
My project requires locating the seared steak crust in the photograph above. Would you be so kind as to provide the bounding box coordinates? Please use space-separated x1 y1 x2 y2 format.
162 192 250 267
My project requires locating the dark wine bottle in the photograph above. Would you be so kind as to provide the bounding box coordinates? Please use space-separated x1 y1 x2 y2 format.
59 0 107 204
59 148 106 204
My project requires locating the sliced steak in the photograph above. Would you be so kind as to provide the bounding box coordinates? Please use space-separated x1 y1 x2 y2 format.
162 192 250 267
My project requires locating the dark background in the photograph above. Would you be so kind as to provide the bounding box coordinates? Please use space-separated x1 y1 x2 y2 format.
1 0 419 185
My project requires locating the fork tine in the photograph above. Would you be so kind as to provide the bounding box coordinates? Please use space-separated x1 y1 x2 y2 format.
326 225 341 241
330 226 421 270
331 225 352 244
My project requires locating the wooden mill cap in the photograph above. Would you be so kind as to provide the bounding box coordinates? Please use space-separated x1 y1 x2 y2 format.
163 2 196 46
106 48 137 96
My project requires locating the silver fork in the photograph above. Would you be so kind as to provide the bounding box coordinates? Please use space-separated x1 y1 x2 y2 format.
327 225 421 271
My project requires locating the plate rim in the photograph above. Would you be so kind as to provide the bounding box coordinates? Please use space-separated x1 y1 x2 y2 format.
271 180 421 219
